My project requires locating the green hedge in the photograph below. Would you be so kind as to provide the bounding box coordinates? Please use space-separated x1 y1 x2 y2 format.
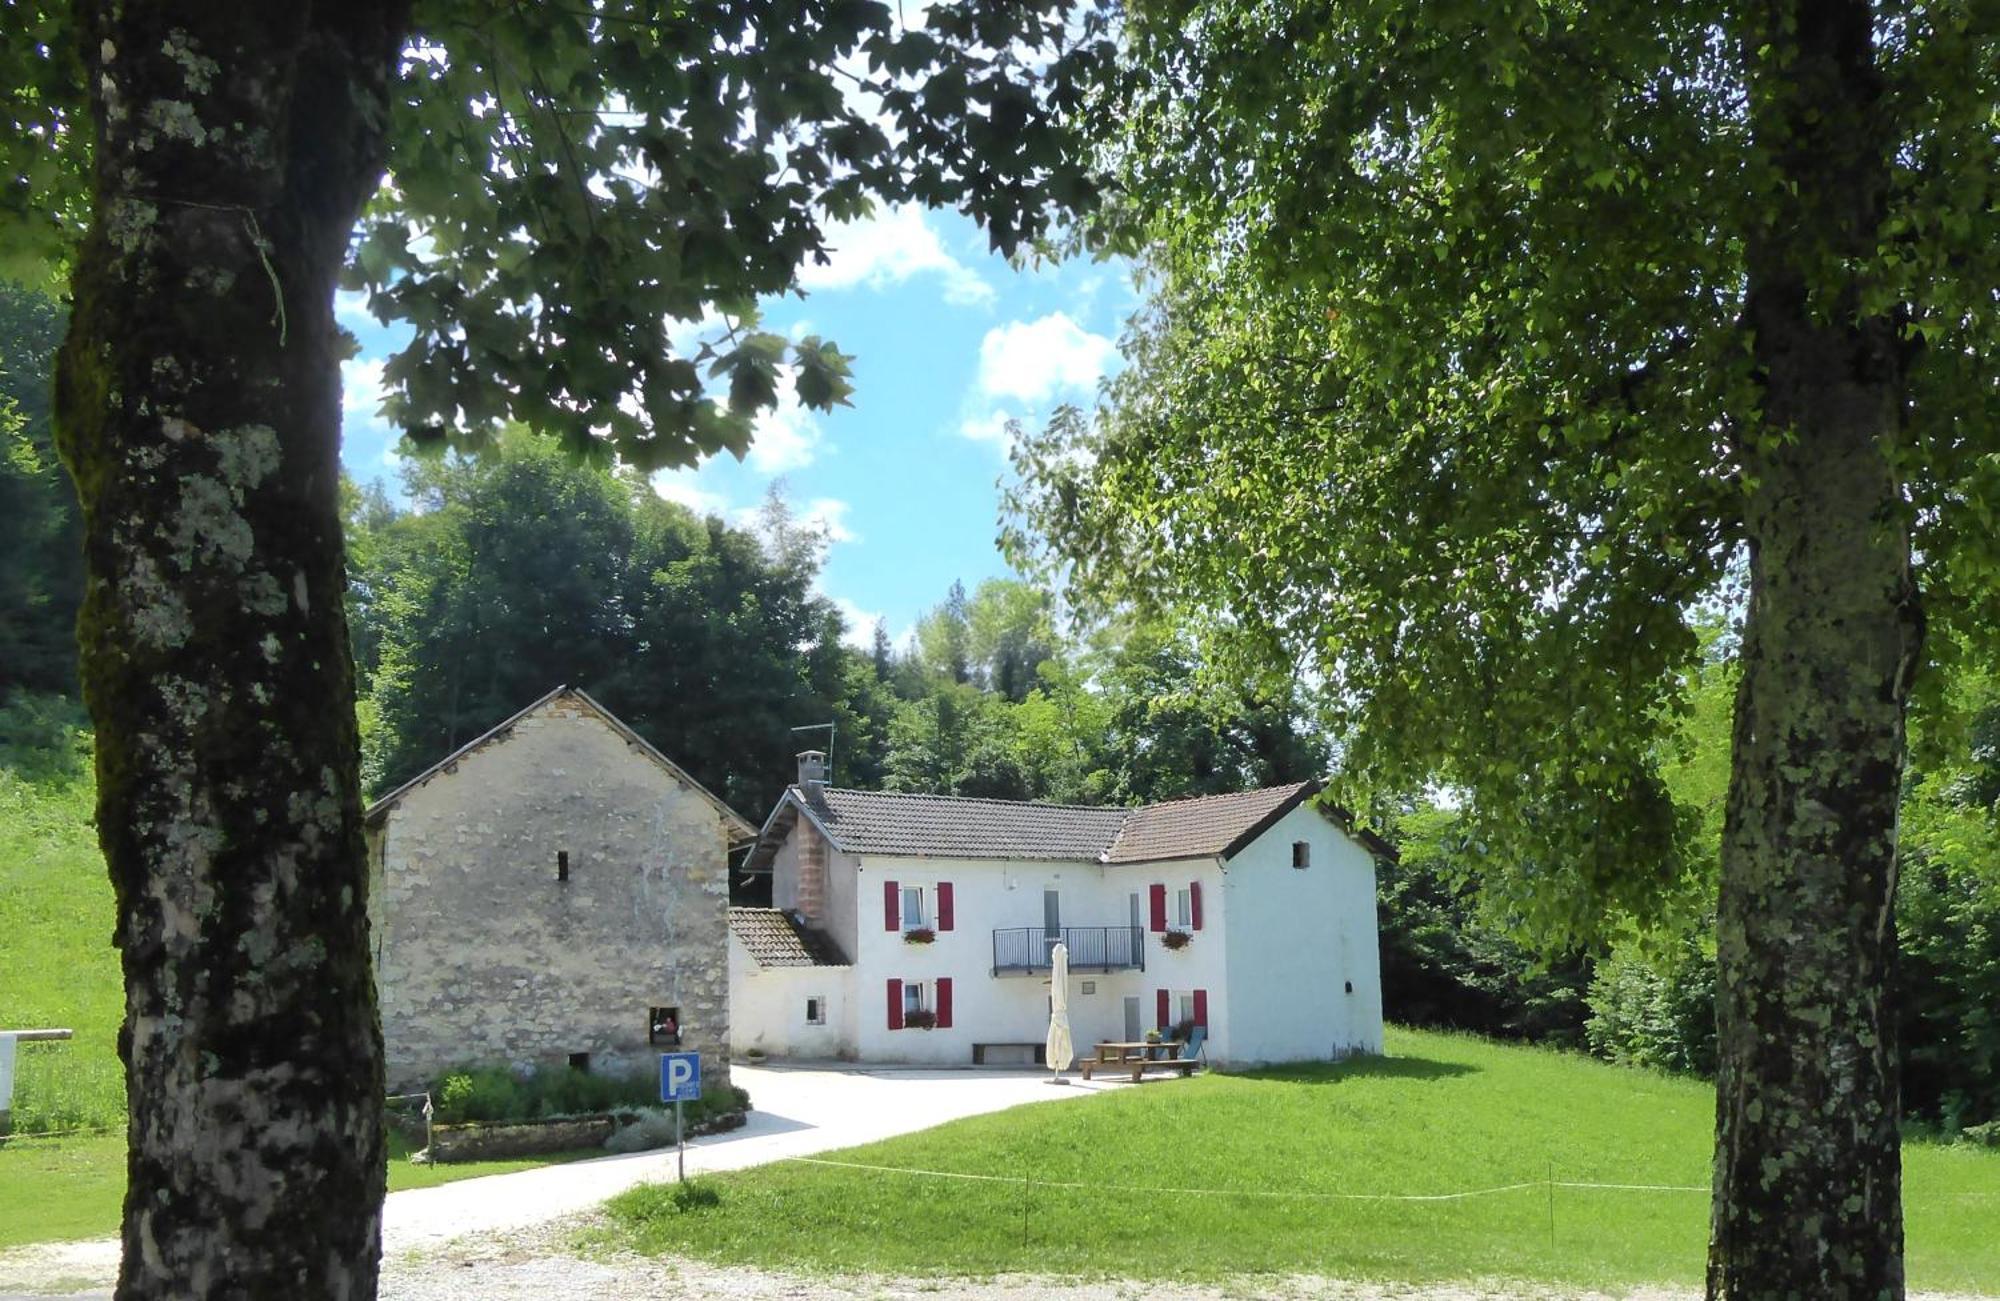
431 1064 748 1128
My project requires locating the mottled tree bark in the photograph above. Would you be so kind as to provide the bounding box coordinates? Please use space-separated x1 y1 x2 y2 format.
1710 2 1916 1296
54 4 407 1297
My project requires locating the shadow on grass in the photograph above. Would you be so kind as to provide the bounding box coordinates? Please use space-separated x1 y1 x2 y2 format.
1236 1053 1480 1086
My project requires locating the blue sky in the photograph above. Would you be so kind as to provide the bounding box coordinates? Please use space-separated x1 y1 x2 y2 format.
337 205 1134 650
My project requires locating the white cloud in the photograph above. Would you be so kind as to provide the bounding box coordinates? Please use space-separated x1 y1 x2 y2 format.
748 390 825 473
335 291 376 327
341 357 387 417
958 410 1023 449
652 471 731 518
975 311 1116 404
829 596 884 651
801 497 859 544
665 308 728 358
797 204 994 307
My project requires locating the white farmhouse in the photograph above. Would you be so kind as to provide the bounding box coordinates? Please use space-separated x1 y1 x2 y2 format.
728 752 1388 1067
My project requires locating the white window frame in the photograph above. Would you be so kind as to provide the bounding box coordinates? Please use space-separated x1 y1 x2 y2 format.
1177 992 1196 1025
902 981 928 1015
901 885 927 930
1174 887 1193 928
805 996 826 1026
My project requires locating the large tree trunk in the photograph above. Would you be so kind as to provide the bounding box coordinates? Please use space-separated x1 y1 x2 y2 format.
1709 2 1917 1296
54 4 407 1296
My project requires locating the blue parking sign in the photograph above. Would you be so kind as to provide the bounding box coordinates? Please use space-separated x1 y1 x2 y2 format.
659 1051 701 1103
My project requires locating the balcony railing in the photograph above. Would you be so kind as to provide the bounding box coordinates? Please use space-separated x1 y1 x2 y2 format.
992 925 1145 975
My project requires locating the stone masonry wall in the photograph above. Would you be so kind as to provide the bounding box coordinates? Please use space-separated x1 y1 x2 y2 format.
368 696 732 1092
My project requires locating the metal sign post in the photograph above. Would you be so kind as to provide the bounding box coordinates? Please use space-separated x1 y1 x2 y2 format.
658 1051 701 1183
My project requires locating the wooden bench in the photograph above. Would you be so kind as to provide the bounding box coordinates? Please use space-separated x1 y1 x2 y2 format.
971 1042 1046 1066
1078 1040 1199 1082
1128 1057 1199 1082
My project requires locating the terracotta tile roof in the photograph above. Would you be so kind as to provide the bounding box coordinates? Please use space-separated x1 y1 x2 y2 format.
728 907 849 967
741 780 1376 872
803 788 1130 861
1102 782 1318 864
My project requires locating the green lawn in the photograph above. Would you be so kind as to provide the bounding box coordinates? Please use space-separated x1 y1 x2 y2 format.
607 1027 2000 1294
0 1130 607 1250
0 716 125 1135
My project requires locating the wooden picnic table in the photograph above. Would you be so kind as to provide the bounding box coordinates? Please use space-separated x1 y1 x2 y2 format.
1080 1039 1195 1082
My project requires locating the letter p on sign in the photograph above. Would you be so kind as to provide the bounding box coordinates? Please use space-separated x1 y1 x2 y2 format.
659 1051 701 1103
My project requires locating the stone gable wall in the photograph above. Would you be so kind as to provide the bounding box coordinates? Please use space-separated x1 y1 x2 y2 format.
367 697 731 1091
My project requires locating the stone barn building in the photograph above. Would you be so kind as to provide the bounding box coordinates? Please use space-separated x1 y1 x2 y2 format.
363 686 754 1090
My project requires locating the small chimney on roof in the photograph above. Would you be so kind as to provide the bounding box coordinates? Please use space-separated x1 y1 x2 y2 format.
796 750 828 795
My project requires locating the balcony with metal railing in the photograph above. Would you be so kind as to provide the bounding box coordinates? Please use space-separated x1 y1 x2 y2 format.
991 925 1145 975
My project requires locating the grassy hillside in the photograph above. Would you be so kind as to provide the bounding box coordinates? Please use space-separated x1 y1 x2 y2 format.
0 695 123 1132
0 701 625 1247
609 1027 2000 1293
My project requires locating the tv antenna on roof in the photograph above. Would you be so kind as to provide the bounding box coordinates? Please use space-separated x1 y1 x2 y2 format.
790 721 835 784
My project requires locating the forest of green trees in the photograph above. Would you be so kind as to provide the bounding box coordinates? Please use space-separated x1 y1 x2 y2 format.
4 282 1997 1136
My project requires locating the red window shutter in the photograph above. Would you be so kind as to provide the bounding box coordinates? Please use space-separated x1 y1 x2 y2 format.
937 882 955 932
884 879 900 931
1193 989 1209 1029
1149 883 1167 932
936 977 954 1028
887 978 904 1030
1156 988 1170 1030
1190 880 1204 931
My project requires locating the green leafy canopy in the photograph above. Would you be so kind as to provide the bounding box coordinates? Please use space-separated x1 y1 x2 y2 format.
3 1 1113 468
1006 0 2000 948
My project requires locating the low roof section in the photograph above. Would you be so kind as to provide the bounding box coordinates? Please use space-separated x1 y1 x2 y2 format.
362 684 756 843
728 907 850 967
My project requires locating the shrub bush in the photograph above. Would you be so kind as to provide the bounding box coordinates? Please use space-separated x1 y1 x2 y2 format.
604 1110 679 1154
430 1065 750 1129
431 1065 659 1125
1583 934 1717 1077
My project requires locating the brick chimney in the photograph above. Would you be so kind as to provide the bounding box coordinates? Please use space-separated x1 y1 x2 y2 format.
794 818 825 927
793 750 829 926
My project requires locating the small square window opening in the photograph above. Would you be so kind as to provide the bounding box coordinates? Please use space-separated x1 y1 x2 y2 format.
1291 841 1310 869
567 1051 591 1073
649 1006 680 1045
1081 980 1096 995
805 996 826 1025
557 850 570 882
903 982 927 1015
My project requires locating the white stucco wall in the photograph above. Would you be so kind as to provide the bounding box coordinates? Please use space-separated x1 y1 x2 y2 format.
726 934 851 1059
1221 803 1385 1063
829 855 1240 1065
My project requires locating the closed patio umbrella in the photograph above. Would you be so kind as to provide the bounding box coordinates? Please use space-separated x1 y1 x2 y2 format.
1046 940 1074 1083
